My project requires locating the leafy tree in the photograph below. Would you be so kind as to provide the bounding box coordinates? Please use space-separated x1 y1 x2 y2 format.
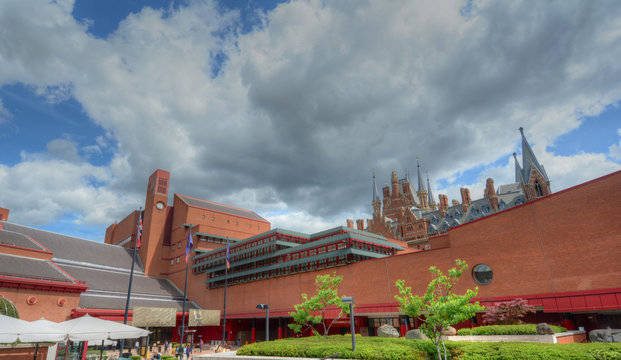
395 259 484 360
0 297 19 318
288 273 351 339
482 298 535 325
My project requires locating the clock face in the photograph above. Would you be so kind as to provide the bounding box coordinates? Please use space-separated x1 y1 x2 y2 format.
156 201 165 210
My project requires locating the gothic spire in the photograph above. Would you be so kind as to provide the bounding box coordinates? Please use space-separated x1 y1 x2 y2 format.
372 169 380 202
416 157 426 192
426 172 435 205
513 152 523 184
519 127 549 182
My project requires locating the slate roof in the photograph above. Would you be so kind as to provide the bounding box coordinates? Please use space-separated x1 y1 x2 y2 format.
57 263 181 296
0 229 46 251
177 194 268 222
1 222 137 270
0 253 75 283
420 187 525 233
0 220 198 311
78 293 198 311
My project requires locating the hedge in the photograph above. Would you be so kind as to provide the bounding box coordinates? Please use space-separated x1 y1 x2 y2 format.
237 335 621 360
456 324 567 336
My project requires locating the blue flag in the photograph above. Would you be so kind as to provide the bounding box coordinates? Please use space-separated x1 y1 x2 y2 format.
185 230 194 263
226 241 230 270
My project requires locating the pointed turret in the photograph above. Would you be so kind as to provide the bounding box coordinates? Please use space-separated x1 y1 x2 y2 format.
517 128 551 200
519 127 549 182
513 152 523 184
426 172 437 211
416 158 429 210
416 158 426 192
372 169 380 202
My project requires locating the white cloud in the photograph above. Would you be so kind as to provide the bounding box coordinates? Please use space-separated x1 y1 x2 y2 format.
609 129 621 161
1 0 621 234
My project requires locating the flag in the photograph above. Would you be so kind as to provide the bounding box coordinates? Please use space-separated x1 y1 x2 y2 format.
136 213 143 248
185 230 194 263
225 241 230 270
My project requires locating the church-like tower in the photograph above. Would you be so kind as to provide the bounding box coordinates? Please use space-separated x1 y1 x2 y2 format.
514 127 551 201
416 158 429 210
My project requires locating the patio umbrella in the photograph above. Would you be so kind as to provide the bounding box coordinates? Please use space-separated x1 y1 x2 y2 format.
56 314 149 341
0 314 65 343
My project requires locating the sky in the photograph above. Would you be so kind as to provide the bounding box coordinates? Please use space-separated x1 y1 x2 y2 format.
1 0 620 241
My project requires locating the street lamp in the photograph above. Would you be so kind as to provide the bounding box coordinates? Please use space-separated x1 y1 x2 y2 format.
256 304 269 342
341 296 355 351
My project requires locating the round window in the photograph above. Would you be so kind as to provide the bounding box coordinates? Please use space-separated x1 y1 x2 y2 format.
473 264 493 285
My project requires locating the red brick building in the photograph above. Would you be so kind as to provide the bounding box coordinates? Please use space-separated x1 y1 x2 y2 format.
356 128 552 249
1 134 620 343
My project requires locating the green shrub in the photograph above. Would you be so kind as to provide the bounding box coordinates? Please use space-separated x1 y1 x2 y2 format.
161 356 176 360
130 356 141 360
238 335 621 360
456 324 567 336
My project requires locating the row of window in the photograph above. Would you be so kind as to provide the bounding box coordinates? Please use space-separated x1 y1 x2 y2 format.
208 254 356 288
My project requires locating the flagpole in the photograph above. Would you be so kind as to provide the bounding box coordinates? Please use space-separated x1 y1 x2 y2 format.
222 239 229 345
180 224 194 348
120 207 142 355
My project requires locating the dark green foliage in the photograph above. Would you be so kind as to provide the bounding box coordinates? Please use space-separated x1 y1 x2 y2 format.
238 335 427 360
451 342 621 360
0 297 19 318
130 356 141 360
161 356 176 360
456 324 567 336
237 335 621 360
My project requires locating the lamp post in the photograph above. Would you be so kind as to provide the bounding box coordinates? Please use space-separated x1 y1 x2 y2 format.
341 296 355 351
256 304 269 342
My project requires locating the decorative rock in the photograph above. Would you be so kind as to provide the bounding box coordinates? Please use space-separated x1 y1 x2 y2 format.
442 326 457 336
377 324 400 338
589 329 621 343
405 329 427 340
536 323 555 335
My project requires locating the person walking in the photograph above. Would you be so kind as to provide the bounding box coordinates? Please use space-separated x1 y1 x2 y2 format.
199 339 203 352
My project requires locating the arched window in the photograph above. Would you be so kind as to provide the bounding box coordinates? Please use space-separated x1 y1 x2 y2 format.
535 180 543 197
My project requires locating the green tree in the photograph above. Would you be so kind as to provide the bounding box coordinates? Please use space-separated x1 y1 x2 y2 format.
0 297 19 318
288 273 351 338
395 259 484 360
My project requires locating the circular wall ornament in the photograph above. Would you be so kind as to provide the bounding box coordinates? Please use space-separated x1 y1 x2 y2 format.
26 296 38 305
57 298 67 307
472 264 493 285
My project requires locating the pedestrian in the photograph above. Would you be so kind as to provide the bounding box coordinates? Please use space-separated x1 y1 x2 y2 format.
186 343 191 359
164 340 169 354
199 339 203 352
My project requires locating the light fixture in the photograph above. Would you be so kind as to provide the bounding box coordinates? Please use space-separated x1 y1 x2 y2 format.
341 296 355 351
256 304 269 342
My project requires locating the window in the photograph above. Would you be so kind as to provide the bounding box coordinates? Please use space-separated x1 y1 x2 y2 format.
177 242 181 249
176 257 180 264
212 216 215 221
170 259 174 265
481 204 489 215
473 264 493 285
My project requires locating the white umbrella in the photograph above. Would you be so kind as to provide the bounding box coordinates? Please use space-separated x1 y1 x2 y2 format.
0 314 65 343
56 314 149 342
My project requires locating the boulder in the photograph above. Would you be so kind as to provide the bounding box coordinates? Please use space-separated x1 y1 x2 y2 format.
377 324 400 338
405 329 427 340
589 329 621 343
536 323 555 335
442 326 457 336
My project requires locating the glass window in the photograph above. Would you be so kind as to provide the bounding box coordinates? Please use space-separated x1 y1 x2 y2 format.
473 264 493 285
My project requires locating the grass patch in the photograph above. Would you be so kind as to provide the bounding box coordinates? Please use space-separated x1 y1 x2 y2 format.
238 335 621 360
456 324 567 336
